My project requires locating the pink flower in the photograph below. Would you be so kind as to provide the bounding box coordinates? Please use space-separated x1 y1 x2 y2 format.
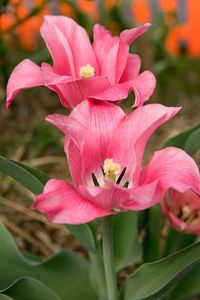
6 16 156 109
162 189 200 235
32 100 200 224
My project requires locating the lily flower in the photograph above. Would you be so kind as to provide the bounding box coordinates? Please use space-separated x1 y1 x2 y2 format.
32 100 200 224
6 16 156 109
162 189 200 234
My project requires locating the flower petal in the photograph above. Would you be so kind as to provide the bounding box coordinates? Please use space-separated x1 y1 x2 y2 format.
42 73 110 109
70 100 126 159
109 104 180 185
6 59 44 108
90 70 156 106
120 23 151 45
33 179 110 224
46 113 102 183
122 180 161 210
120 54 141 82
41 16 98 77
123 70 156 107
140 147 200 196
93 24 128 84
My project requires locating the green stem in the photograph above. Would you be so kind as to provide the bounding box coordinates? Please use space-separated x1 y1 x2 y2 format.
102 216 118 300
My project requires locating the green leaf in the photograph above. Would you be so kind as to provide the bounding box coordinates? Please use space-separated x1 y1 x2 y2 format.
184 127 200 155
0 155 50 194
0 295 13 300
65 223 96 253
163 122 200 150
164 228 196 256
0 277 60 300
143 205 161 262
113 211 142 271
168 263 200 300
0 224 96 300
0 155 96 255
124 241 200 300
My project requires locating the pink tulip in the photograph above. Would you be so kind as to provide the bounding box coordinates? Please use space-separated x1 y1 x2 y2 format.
162 189 200 234
6 16 156 109
32 100 200 224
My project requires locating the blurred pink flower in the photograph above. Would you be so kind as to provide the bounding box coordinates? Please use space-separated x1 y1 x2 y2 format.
32 100 200 224
6 16 156 109
162 189 200 234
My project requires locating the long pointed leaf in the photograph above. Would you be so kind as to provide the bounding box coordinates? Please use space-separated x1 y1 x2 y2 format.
0 277 60 300
0 224 96 300
0 155 50 194
124 241 200 300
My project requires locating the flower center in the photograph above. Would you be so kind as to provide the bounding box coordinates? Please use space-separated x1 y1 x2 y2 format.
79 64 95 78
103 158 121 182
91 158 129 189
177 205 199 225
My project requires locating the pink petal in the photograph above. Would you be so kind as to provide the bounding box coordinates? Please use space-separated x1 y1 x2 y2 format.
120 23 151 45
41 16 98 77
64 138 86 188
123 180 161 210
70 100 126 159
91 71 156 106
46 113 102 183
6 59 44 108
120 54 141 82
109 104 180 185
123 70 156 107
80 182 130 211
93 24 128 84
140 147 200 196
33 179 110 224
43 75 110 109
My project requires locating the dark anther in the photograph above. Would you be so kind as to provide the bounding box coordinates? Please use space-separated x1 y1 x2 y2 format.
100 165 105 176
116 167 126 184
92 172 100 186
123 181 129 188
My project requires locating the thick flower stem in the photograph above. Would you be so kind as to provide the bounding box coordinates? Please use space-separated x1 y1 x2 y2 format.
102 216 118 300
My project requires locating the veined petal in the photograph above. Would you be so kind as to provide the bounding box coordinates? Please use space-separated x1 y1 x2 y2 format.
70 100 126 159
120 23 151 45
122 70 156 107
41 16 98 77
46 113 102 182
93 24 128 84
80 182 130 211
41 66 111 109
120 54 141 82
123 180 161 210
6 59 44 108
33 179 110 224
90 70 156 105
140 147 200 196
109 104 180 185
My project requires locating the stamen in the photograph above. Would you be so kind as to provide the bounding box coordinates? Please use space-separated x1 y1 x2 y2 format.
116 167 126 184
80 64 95 78
123 181 129 188
92 172 100 186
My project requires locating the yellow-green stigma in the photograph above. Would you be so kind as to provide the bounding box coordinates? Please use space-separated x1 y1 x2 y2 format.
103 158 121 182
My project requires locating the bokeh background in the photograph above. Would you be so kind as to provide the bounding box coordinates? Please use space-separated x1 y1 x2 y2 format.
0 0 200 258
